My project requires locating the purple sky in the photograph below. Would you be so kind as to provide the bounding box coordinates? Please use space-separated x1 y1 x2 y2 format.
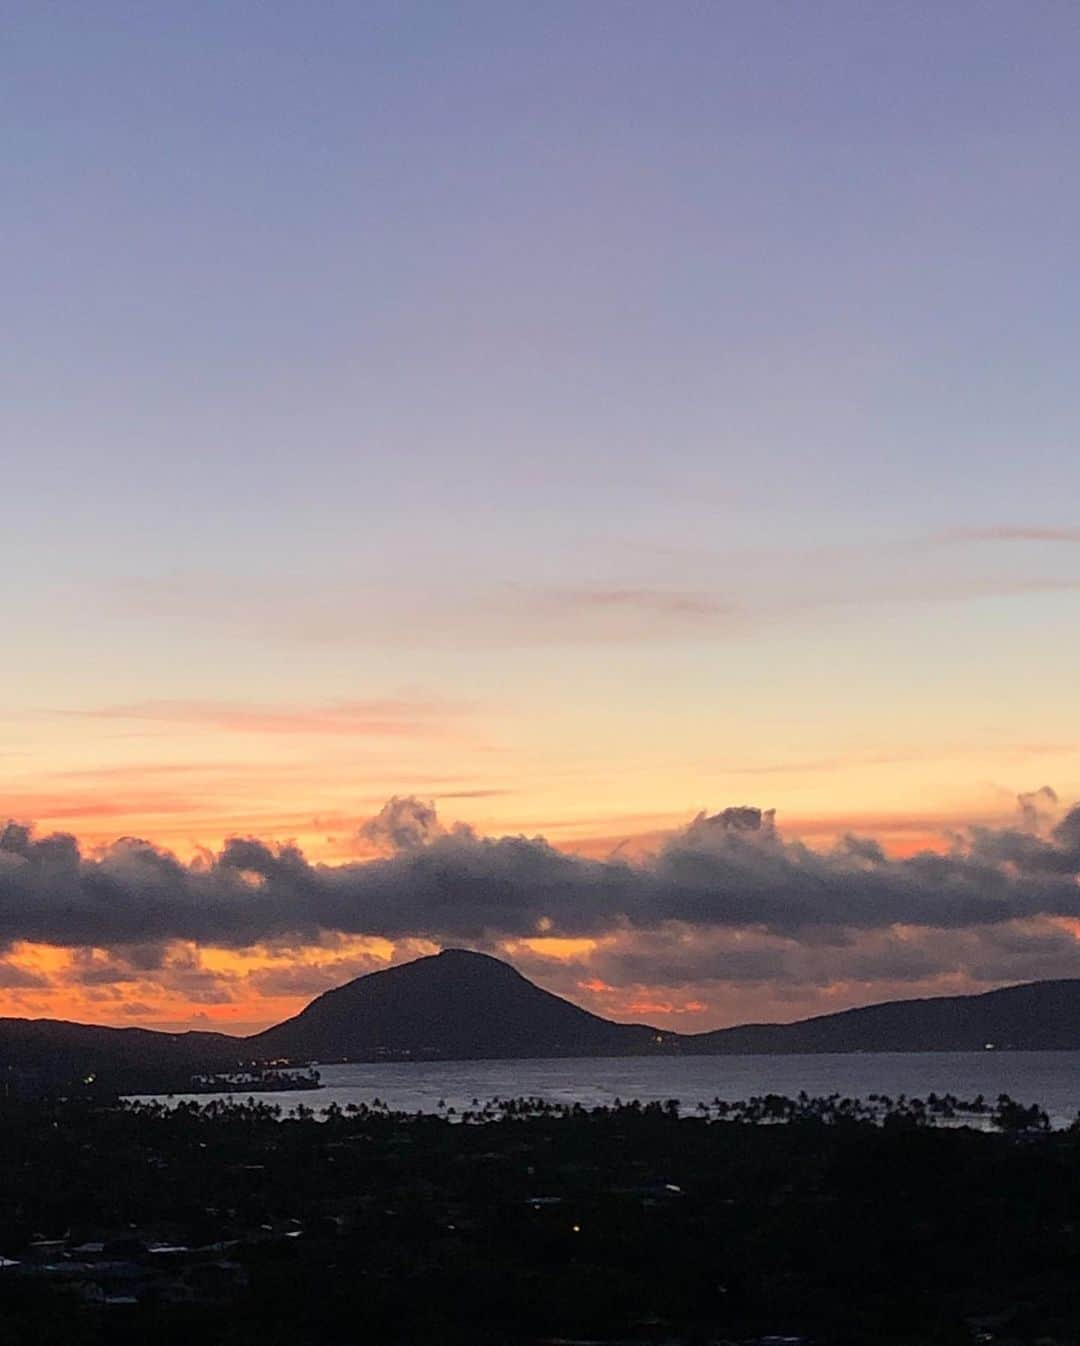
3 2 1080 1029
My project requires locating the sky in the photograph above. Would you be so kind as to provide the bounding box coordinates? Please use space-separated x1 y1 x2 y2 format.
3 1 1080 1033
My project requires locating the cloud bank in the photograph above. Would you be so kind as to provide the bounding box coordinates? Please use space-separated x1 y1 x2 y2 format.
3 792 1080 954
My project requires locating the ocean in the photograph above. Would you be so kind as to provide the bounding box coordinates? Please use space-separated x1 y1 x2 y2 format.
132 1051 1080 1127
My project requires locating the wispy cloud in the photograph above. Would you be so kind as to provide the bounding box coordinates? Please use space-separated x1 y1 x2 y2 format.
50 761 268 782
718 742 1080 779
0 791 205 821
0 960 51 990
63 697 468 737
545 587 732 619
933 526 1080 545
98 527 1080 653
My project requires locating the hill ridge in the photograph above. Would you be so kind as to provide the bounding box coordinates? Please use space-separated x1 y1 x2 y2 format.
4 952 1080 1076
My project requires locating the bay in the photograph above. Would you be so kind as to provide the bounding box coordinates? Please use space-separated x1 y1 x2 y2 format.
132 1050 1080 1127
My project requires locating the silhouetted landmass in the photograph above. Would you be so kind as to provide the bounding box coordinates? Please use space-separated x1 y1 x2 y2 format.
687 977 1080 1054
6 952 1080 1091
248 947 665 1061
0 1089 1077 1344
0 1017 241 1094
244 953 1080 1060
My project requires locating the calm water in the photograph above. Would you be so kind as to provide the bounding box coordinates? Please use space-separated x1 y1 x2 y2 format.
133 1052 1080 1127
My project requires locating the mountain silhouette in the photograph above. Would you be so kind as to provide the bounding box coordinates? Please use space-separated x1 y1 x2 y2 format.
0 1016 239 1081
5 951 1080 1079
247 948 664 1060
686 977 1080 1054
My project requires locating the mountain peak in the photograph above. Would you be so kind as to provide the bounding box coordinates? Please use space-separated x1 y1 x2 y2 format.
430 947 523 972
248 947 656 1061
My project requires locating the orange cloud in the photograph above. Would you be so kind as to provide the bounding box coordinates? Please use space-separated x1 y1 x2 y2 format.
0 790 205 822
65 697 469 737
516 937 599 961
0 937 428 1035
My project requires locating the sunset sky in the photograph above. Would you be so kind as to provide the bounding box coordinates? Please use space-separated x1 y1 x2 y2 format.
4 2 1080 1034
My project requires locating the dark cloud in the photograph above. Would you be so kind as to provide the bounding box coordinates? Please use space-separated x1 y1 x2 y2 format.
1019 785 1059 833
54 945 237 1004
246 956 385 999
0 960 51 990
3 794 1080 958
156 949 237 1004
507 918 1080 1022
357 796 445 852
70 950 141 986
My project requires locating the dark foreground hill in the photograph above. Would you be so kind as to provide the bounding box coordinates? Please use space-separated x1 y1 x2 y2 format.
4 1091 1080 1344
4 951 1080 1080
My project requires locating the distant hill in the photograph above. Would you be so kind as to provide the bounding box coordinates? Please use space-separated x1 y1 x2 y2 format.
4 952 1080 1081
247 948 665 1061
0 1016 241 1091
685 978 1080 1054
249 956 1080 1061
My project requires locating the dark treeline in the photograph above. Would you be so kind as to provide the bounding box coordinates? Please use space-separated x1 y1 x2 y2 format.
1 1091 1079 1344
